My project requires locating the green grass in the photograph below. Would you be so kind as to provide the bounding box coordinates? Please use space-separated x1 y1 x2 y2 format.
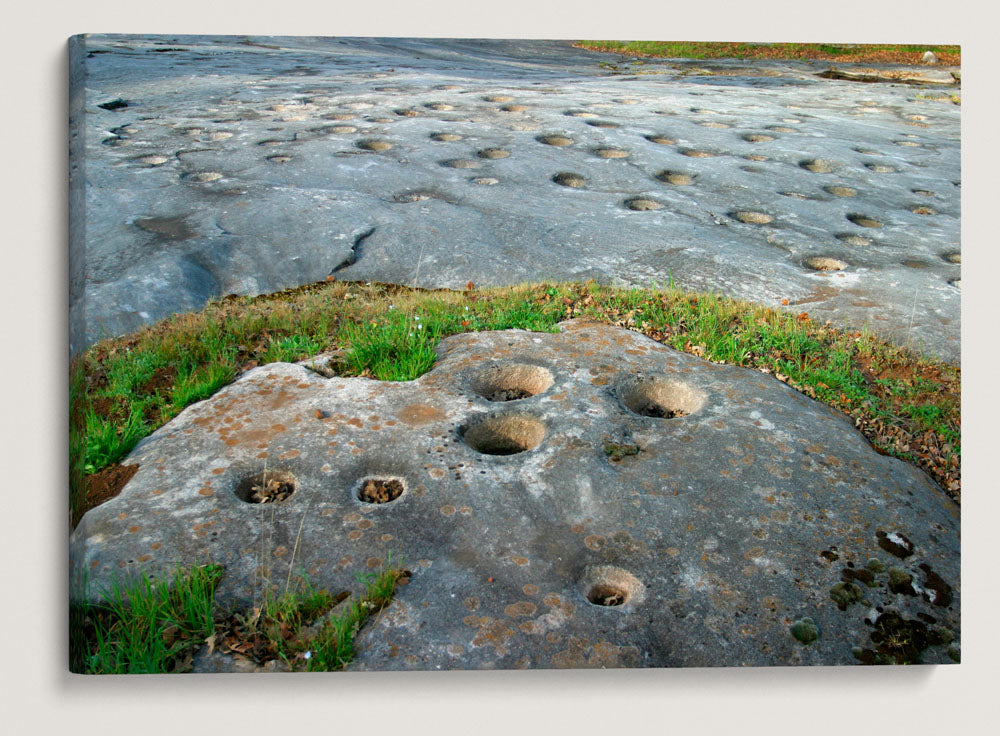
70 559 408 674
71 280 960 522
70 564 223 674
575 41 960 63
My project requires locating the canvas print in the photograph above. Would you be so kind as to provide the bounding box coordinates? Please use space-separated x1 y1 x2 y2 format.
68 36 961 673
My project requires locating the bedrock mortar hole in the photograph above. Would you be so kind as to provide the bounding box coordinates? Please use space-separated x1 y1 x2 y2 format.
471 363 554 402
235 470 296 504
804 256 848 272
357 476 405 504
580 566 644 607
460 414 546 456
619 376 706 418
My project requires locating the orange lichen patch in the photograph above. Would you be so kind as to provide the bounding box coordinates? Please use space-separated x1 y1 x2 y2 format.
211 467 226 475
273 546 289 557
458 506 473 515
357 519 374 530
428 468 446 479
380 533 394 542
571 523 585 534
128 525 141 533
471 618 516 656
198 488 214 497
543 594 561 607
343 512 361 523
277 449 301 460
150 542 162 550
397 403 446 426
505 601 538 617
666 547 681 556
523 584 540 596
550 638 641 669
346 417 364 428
447 644 465 656
138 554 153 563
745 547 765 560
348 530 364 541
584 535 606 550
440 505 457 516
367 557 383 568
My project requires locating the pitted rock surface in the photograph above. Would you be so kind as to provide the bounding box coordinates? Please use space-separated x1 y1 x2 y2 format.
70 321 960 668
71 36 960 361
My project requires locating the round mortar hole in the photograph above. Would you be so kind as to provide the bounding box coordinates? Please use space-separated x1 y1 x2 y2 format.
681 149 717 158
442 159 479 169
478 147 510 159
731 210 773 225
594 148 629 159
357 139 393 152
425 103 454 111
537 134 574 146
626 198 664 211
235 470 296 504
942 251 960 264
580 566 644 608
431 133 462 142
618 376 706 419
742 133 774 143
460 414 546 456
553 172 586 188
804 256 848 272
911 205 937 215
800 158 836 173
326 125 357 134
134 154 169 166
267 154 292 163
847 213 883 228
645 135 676 145
912 189 934 197
500 104 528 112
357 476 406 504
587 120 620 128
865 162 896 173
836 233 872 246
483 94 514 103
656 170 694 186
824 185 857 197
471 363 554 402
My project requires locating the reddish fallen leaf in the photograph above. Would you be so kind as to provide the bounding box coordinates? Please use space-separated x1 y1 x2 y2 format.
314 409 324 419
781 297 789 305
465 281 475 290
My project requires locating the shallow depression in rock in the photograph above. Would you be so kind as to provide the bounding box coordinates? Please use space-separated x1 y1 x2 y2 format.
356 476 406 504
579 566 645 607
235 470 296 504
460 414 546 455
470 363 554 402
618 376 706 418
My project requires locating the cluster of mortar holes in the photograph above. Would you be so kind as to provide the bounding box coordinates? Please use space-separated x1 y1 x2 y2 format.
477 148 510 159
267 154 291 164
553 172 586 188
865 162 896 174
942 252 961 264
594 148 630 159
911 205 937 215
626 198 664 211
470 363 554 402
804 256 847 272
460 414 545 456
580 566 644 608
645 135 675 145
442 159 479 169
656 170 694 186
235 470 296 504
847 213 883 228
680 149 718 158
730 210 773 225
618 376 706 419
431 133 462 142
356 476 405 505
742 133 774 143
538 135 574 147
825 185 857 198
357 139 393 152
836 233 872 246
800 159 836 173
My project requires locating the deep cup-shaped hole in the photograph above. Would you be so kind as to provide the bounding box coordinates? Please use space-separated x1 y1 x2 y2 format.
357 476 405 504
470 363 554 402
619 377 706 419
461 414 546 455
580 566 644 608
235 470 296 504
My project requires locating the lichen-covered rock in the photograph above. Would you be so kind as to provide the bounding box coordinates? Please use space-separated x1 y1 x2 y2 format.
70 321 960 668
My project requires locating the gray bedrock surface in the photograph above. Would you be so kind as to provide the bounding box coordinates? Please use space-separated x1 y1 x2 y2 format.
70 35 961 362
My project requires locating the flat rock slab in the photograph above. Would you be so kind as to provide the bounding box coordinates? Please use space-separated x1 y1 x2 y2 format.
70 36 961 362
70 321 960 668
